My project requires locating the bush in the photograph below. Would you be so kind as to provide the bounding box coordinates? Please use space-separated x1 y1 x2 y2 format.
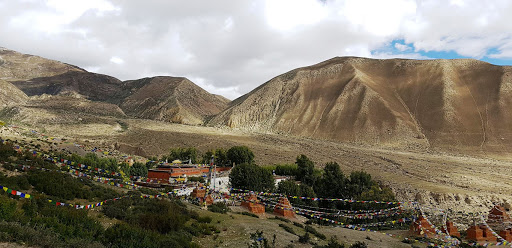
278 223 296 235
349 241 367 248
274 216 291 223
102 198 194 235
0 141 16 160
293 222 304 229
196 216 212 223
0 221 64 247
314 237 345 248
0 195 17 221
27 170 120 201
298 232 311 244
0 173 31 190
305 225 326 240
239 212 259 218
208 202 229 214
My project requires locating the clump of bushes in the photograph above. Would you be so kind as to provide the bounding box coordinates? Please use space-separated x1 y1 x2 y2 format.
278 223 296 235
293 222 304 228
208 202 229 214
27 170 120 201
305 225 326 240
237 212 259 218
274 216 291 223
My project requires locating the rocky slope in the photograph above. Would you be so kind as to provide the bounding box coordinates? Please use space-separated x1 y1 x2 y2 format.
0 47 230 124
120 76 229 125
0 79 28 107
11 71 128 104
210 57 512 152
0 47 84 82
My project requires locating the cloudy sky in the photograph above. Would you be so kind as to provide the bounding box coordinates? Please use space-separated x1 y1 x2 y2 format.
1 0 512 99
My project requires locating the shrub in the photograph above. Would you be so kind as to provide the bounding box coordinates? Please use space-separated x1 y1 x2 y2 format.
239 212 259 218
349 241 367 248
27 170 119 201
274 216 291 223
293 222 304 229
196 216 212 223
208 202 229 214
278 223 296 235
0 195 17 221
298 232 311 244
314 237 345 248
305 225 326 240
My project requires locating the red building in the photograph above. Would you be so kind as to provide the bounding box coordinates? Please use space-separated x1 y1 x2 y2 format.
147 165 230 183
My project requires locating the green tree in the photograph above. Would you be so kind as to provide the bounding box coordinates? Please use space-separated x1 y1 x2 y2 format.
277 180 317 206
229 163 274 192
130 162 148 177
202 148 229 166
358 185 395 202
275 164 298 176
347 171 373 197
315 162 347 198
277 180 300 197
296 155 315 186
227 146 254 165
165 147 199 163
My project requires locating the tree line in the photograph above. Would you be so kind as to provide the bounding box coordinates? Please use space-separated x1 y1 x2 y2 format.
161 145 254 166
229 152 395 205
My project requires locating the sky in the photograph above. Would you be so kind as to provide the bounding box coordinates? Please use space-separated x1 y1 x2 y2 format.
1 0 512 100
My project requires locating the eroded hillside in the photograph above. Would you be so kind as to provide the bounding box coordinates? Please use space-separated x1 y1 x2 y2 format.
211 57 512 153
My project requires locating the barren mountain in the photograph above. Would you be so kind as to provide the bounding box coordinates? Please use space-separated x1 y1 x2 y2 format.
11 71 128 104
0 79 27 107
0 47 84 82
0 48 229 124
120 76 230 125
210 57 512 152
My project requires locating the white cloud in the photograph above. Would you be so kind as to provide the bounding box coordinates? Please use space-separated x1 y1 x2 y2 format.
109 56 124 64
340 0 416 37
0 0 511 100
371 52 430 60
394 43 410 52
265 0 328 31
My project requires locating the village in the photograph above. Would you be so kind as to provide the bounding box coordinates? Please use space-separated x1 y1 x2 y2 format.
138 153 512 247
2 121 512 247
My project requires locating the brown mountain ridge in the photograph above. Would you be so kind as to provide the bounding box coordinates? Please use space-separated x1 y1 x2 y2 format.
120 76 229 125
210 57 512 152
0 48 228 125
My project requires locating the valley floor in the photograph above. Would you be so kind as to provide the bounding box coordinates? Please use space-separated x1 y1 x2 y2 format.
4 117 512 214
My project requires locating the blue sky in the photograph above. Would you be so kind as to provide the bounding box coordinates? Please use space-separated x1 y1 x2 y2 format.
372 40 512 66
